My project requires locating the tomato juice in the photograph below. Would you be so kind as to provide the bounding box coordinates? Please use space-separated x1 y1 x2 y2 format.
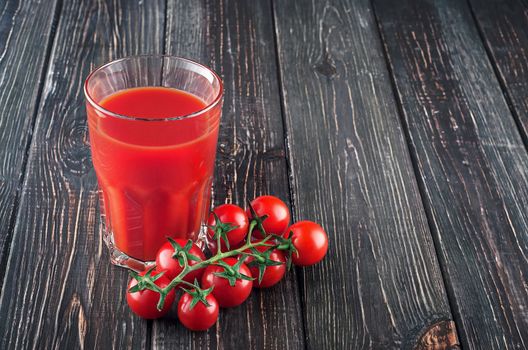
87 87 221 261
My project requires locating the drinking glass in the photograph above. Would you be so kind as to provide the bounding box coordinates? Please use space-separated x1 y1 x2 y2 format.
84 56 223 270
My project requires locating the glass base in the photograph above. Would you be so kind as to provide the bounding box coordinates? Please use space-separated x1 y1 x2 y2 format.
103 225 208 271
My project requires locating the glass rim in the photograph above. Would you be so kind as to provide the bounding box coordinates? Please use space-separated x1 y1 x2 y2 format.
83 55 223 122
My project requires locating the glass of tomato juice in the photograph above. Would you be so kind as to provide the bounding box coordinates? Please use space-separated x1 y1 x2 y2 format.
84 56 223 270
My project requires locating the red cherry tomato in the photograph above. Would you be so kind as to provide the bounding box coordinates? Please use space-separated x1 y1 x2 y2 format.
207 204 249 249
201 257 253 307
243 245 286 288
284 221 328 266
177 290 219 331
247 196 290 237
155 239 206 282
126 270 175 319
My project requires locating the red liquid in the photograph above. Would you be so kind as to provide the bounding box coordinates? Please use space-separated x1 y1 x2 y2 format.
87 87 221 261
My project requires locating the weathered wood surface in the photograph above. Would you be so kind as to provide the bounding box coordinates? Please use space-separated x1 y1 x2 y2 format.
0 0 165 348
0 0 60 281
1 0 528 348
469 0 528 145
151 0 305 349
273 0 456 349
374 0 528 348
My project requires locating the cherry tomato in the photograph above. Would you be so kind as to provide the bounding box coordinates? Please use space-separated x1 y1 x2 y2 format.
177 290 219 331
201 257 253 307
247 196 290 237
284 221 328 266
155 239 206 282
126 270 176 319
243 245 286 288
207 204 249 249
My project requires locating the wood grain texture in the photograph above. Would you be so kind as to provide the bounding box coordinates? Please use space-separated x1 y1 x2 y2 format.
0 0 60 280
468 0 528 145
273 0 455 348
152 0 305 349
374 0 528 348
0 0 165 348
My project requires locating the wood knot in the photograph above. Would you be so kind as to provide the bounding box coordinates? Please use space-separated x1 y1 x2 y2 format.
414 320 460 350
314 59 337 77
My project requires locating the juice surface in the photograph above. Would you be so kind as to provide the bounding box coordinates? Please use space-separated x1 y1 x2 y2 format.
87 87 220 261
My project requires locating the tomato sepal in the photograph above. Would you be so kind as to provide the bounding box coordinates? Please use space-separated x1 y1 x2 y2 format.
246 200 269 239
243 246 284 284
273 230 298 270
127 266 164 294
208 211 240 251
180 283 215 310
212 258 254 286
168 237 201 265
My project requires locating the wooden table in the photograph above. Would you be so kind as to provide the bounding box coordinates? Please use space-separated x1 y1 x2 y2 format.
0 0 527 349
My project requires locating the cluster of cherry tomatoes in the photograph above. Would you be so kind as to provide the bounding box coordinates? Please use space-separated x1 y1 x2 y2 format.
126 195 328 331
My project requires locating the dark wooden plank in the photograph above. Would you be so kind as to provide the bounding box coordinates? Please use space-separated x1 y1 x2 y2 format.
469 0 528 146
0 0 60 279
374 0 528 348
152 0 305 349
273 0 457 349
0 0 165 348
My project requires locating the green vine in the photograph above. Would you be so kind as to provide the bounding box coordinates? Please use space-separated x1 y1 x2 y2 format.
129 209 296 311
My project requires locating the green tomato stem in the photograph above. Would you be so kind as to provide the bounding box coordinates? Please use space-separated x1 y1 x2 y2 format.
153 218 283 311
216 225 222 254
160 234 274 295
